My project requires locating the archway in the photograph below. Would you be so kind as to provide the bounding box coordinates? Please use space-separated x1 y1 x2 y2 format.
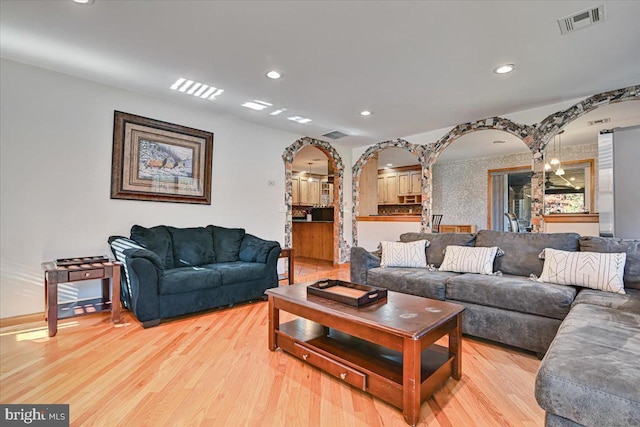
351 139 429 247
282 137 348 264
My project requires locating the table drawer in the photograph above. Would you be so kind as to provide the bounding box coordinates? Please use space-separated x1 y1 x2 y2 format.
293 342 367 391
69 268 104 281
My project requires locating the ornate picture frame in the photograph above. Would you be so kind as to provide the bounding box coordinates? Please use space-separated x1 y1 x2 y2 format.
111 111 213 204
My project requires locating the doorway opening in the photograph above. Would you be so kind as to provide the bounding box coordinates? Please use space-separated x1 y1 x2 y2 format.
488 167 532 231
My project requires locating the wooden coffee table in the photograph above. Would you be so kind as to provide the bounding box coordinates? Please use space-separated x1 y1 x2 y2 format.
266 283 464 426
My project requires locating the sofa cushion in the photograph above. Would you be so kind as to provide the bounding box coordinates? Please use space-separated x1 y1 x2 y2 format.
208 225 245 263
159 267 221 295
380 240 428 268
475 230 580 277
535 304 640 427
204 262 268 286
367 267 458 300
445 273 575 320
439 245 498 275
239 234 280 263
580 236 640 290
400 232 476 267
572 288 640 313
168 226 216 267
538 248 626 294
131 225 174 269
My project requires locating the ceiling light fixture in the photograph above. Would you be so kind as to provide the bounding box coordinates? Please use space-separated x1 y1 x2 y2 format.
386 163 393 167
493 64 515 74
170 78 224 101
270 108 287 116
288 116 312 124
360 110 372 116
73 0 95 4
242 100 272 111
266 71 282 80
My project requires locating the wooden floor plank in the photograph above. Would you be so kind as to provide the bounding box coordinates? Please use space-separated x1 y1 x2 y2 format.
0 258 544 426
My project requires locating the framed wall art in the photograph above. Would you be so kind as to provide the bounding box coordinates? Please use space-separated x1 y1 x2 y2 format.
111 111 213 204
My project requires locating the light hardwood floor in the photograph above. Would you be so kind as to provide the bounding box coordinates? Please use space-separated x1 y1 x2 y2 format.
0 259 544 426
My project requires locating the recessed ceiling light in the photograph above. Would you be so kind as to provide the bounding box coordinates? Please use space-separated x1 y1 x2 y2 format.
360 110 372 116
266 71 282 79
493 64 515 74
288 116 312 124
242 100 273 111
73 0 95 4
386 163 393 166
270 108 287 116
170 77 224 101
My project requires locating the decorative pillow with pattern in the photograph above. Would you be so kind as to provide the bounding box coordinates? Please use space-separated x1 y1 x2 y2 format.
538 248 626 294
439 245 498 275
380 240 429 268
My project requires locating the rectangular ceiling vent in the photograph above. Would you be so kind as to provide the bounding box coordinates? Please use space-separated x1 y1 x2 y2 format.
588 118 611 126
322 130 349 140
558 5 605 35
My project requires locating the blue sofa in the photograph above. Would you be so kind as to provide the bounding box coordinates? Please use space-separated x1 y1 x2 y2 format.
109 224 281 327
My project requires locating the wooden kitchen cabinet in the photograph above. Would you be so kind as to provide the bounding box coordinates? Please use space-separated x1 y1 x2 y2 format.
292 176 300 204
377 172 398 204
309 179 320 205
399 171 422 195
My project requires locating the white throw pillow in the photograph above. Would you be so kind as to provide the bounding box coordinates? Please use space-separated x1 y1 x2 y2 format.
380 240 428 268
538 248 626 294
439 245 498 275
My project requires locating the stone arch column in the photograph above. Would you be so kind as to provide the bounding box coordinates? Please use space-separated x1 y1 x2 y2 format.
530 85 640 230
351 139 430 247
282 137 348 264
429 117 539 230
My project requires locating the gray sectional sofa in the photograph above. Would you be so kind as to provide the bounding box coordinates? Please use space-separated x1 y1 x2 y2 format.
350 230 640 427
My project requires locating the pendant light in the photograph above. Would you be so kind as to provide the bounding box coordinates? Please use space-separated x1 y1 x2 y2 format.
555 130 565 176
307 162 313 182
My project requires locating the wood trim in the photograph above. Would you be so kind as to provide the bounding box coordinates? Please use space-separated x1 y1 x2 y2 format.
356 216 421 222
0 312 44 328
377 165 420 174
542 213 599 223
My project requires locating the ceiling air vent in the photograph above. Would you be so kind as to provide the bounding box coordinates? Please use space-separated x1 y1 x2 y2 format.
558 4 605 35
322 130 349 140
588 118 611 126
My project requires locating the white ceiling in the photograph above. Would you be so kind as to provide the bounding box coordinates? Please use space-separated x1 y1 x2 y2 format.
1 1 639 148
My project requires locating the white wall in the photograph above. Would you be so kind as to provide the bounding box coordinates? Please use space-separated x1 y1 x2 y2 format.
0 59 309 318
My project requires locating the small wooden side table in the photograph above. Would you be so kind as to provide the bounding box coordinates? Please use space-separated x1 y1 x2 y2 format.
42 258 121 337
278 248 294 285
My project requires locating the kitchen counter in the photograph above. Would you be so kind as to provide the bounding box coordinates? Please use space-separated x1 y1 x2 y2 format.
292 221 333 261
543 213 600 236
356 215 421 222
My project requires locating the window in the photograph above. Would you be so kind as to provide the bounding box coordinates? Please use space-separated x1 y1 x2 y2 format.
543 160 593 214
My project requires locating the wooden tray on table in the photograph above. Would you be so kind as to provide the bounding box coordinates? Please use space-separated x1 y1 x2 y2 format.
307 279 387 307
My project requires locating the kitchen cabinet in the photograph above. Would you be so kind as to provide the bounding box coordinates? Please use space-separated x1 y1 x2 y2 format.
299 177 309 204
399 171 422 195
292 176 300 204
309 179 320 205
377 173 398 204
439 224 478 233
321 180 334 205
292 221 333 261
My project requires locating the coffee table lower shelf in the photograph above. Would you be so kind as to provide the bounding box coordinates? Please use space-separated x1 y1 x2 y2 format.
276 318 454 410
